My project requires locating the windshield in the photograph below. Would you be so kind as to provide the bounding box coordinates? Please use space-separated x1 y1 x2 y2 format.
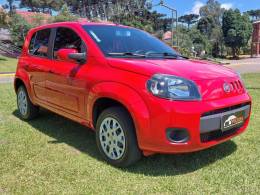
83 25 179 58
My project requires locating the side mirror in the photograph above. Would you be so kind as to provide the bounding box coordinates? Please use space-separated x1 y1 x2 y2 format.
69 52 86 65
56 48 86 64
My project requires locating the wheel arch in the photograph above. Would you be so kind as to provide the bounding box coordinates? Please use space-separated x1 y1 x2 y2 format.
92 97 131 128
14 70 34 104
87 82 150 149
14 77 25 93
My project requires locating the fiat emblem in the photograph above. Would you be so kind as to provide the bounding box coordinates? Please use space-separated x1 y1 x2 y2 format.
223 82 231 93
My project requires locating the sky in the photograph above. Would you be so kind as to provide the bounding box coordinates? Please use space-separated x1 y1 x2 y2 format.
152 0 260 17
0 0 259 17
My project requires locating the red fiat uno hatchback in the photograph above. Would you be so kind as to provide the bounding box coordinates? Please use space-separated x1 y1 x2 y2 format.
15 22 251 167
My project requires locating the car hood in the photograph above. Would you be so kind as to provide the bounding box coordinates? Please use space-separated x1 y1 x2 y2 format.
107 58 237 80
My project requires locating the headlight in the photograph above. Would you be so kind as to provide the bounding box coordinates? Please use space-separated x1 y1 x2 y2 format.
147 74 201 101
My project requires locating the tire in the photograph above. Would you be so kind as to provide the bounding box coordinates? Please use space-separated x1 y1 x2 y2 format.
17 85 39 120
96 107 141 167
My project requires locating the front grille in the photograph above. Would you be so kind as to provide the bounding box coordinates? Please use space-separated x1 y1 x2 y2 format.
230 80 243 92
200 126 241 143
201 102 250 117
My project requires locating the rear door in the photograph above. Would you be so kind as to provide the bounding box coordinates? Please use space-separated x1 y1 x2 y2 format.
26 28 52 102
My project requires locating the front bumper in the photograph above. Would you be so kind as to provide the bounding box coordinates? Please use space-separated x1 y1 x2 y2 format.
138 93 252 155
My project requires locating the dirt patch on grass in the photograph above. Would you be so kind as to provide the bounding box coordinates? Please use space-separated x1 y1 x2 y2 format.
0 139 9 145
0 187 7 193
69 147 81 155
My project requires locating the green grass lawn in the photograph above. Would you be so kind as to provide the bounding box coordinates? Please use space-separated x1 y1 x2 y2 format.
0 55 17 73
0 74 259 194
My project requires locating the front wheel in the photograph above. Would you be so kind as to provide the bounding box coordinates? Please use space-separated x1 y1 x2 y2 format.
96 107 141 167
17 86 39 120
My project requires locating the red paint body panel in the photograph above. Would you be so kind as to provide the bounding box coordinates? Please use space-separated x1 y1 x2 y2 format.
15 22 252 156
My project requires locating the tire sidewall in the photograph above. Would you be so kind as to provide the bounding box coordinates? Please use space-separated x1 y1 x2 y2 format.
96 108 136 167
17 86 30 119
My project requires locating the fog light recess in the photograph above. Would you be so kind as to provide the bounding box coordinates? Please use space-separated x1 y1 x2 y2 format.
166 128 189 143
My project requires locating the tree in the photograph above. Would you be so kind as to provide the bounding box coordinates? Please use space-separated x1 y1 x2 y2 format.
112 12 154 33
3 0 18 15
0 6 10 27
9 13 33 46
189 28 210 56
52 4 78 22
197 16 215 36
64 0 148 20
147 11 167 31
199 0 224 25
20 0 63 14
177 26 193 57
198 0 226 57
222 9 253 58
178 14 199 30
210 27 224 57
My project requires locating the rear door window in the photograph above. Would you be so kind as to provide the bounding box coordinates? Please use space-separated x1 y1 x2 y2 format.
29 28 51 57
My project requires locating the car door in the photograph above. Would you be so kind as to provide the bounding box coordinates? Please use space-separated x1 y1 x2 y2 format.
26 28 52 102
44 27 87 118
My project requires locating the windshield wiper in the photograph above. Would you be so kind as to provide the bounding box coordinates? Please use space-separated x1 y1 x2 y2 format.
146 52 188 59
107 52 146 58
107 52 189 59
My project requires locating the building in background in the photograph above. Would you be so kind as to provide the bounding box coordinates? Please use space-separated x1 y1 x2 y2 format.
252 21 260 57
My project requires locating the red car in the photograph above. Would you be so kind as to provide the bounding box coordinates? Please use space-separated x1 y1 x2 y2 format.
15 22 251 167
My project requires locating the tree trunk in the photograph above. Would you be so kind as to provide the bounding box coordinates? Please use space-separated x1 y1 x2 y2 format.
84 0 87 18
232 47 236 59
8 1 13 15
232 47 240 59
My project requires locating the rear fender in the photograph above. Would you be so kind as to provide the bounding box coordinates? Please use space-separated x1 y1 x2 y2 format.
14 69 35 103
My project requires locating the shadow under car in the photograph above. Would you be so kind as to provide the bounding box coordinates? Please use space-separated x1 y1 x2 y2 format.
13 109 237 176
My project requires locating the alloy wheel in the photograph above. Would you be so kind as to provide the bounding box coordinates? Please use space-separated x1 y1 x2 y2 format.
99 117 126 160
18 89 28 116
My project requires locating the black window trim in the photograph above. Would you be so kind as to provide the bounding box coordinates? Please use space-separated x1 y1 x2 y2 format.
27 27 53 60
28 32 37 54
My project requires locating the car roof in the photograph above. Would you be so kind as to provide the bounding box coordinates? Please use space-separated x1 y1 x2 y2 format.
30 21 128 32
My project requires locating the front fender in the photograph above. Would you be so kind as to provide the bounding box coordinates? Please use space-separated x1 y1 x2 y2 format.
87 82 150 150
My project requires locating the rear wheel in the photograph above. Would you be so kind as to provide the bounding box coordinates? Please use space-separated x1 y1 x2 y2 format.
17 86 39 120
96 107 141 167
